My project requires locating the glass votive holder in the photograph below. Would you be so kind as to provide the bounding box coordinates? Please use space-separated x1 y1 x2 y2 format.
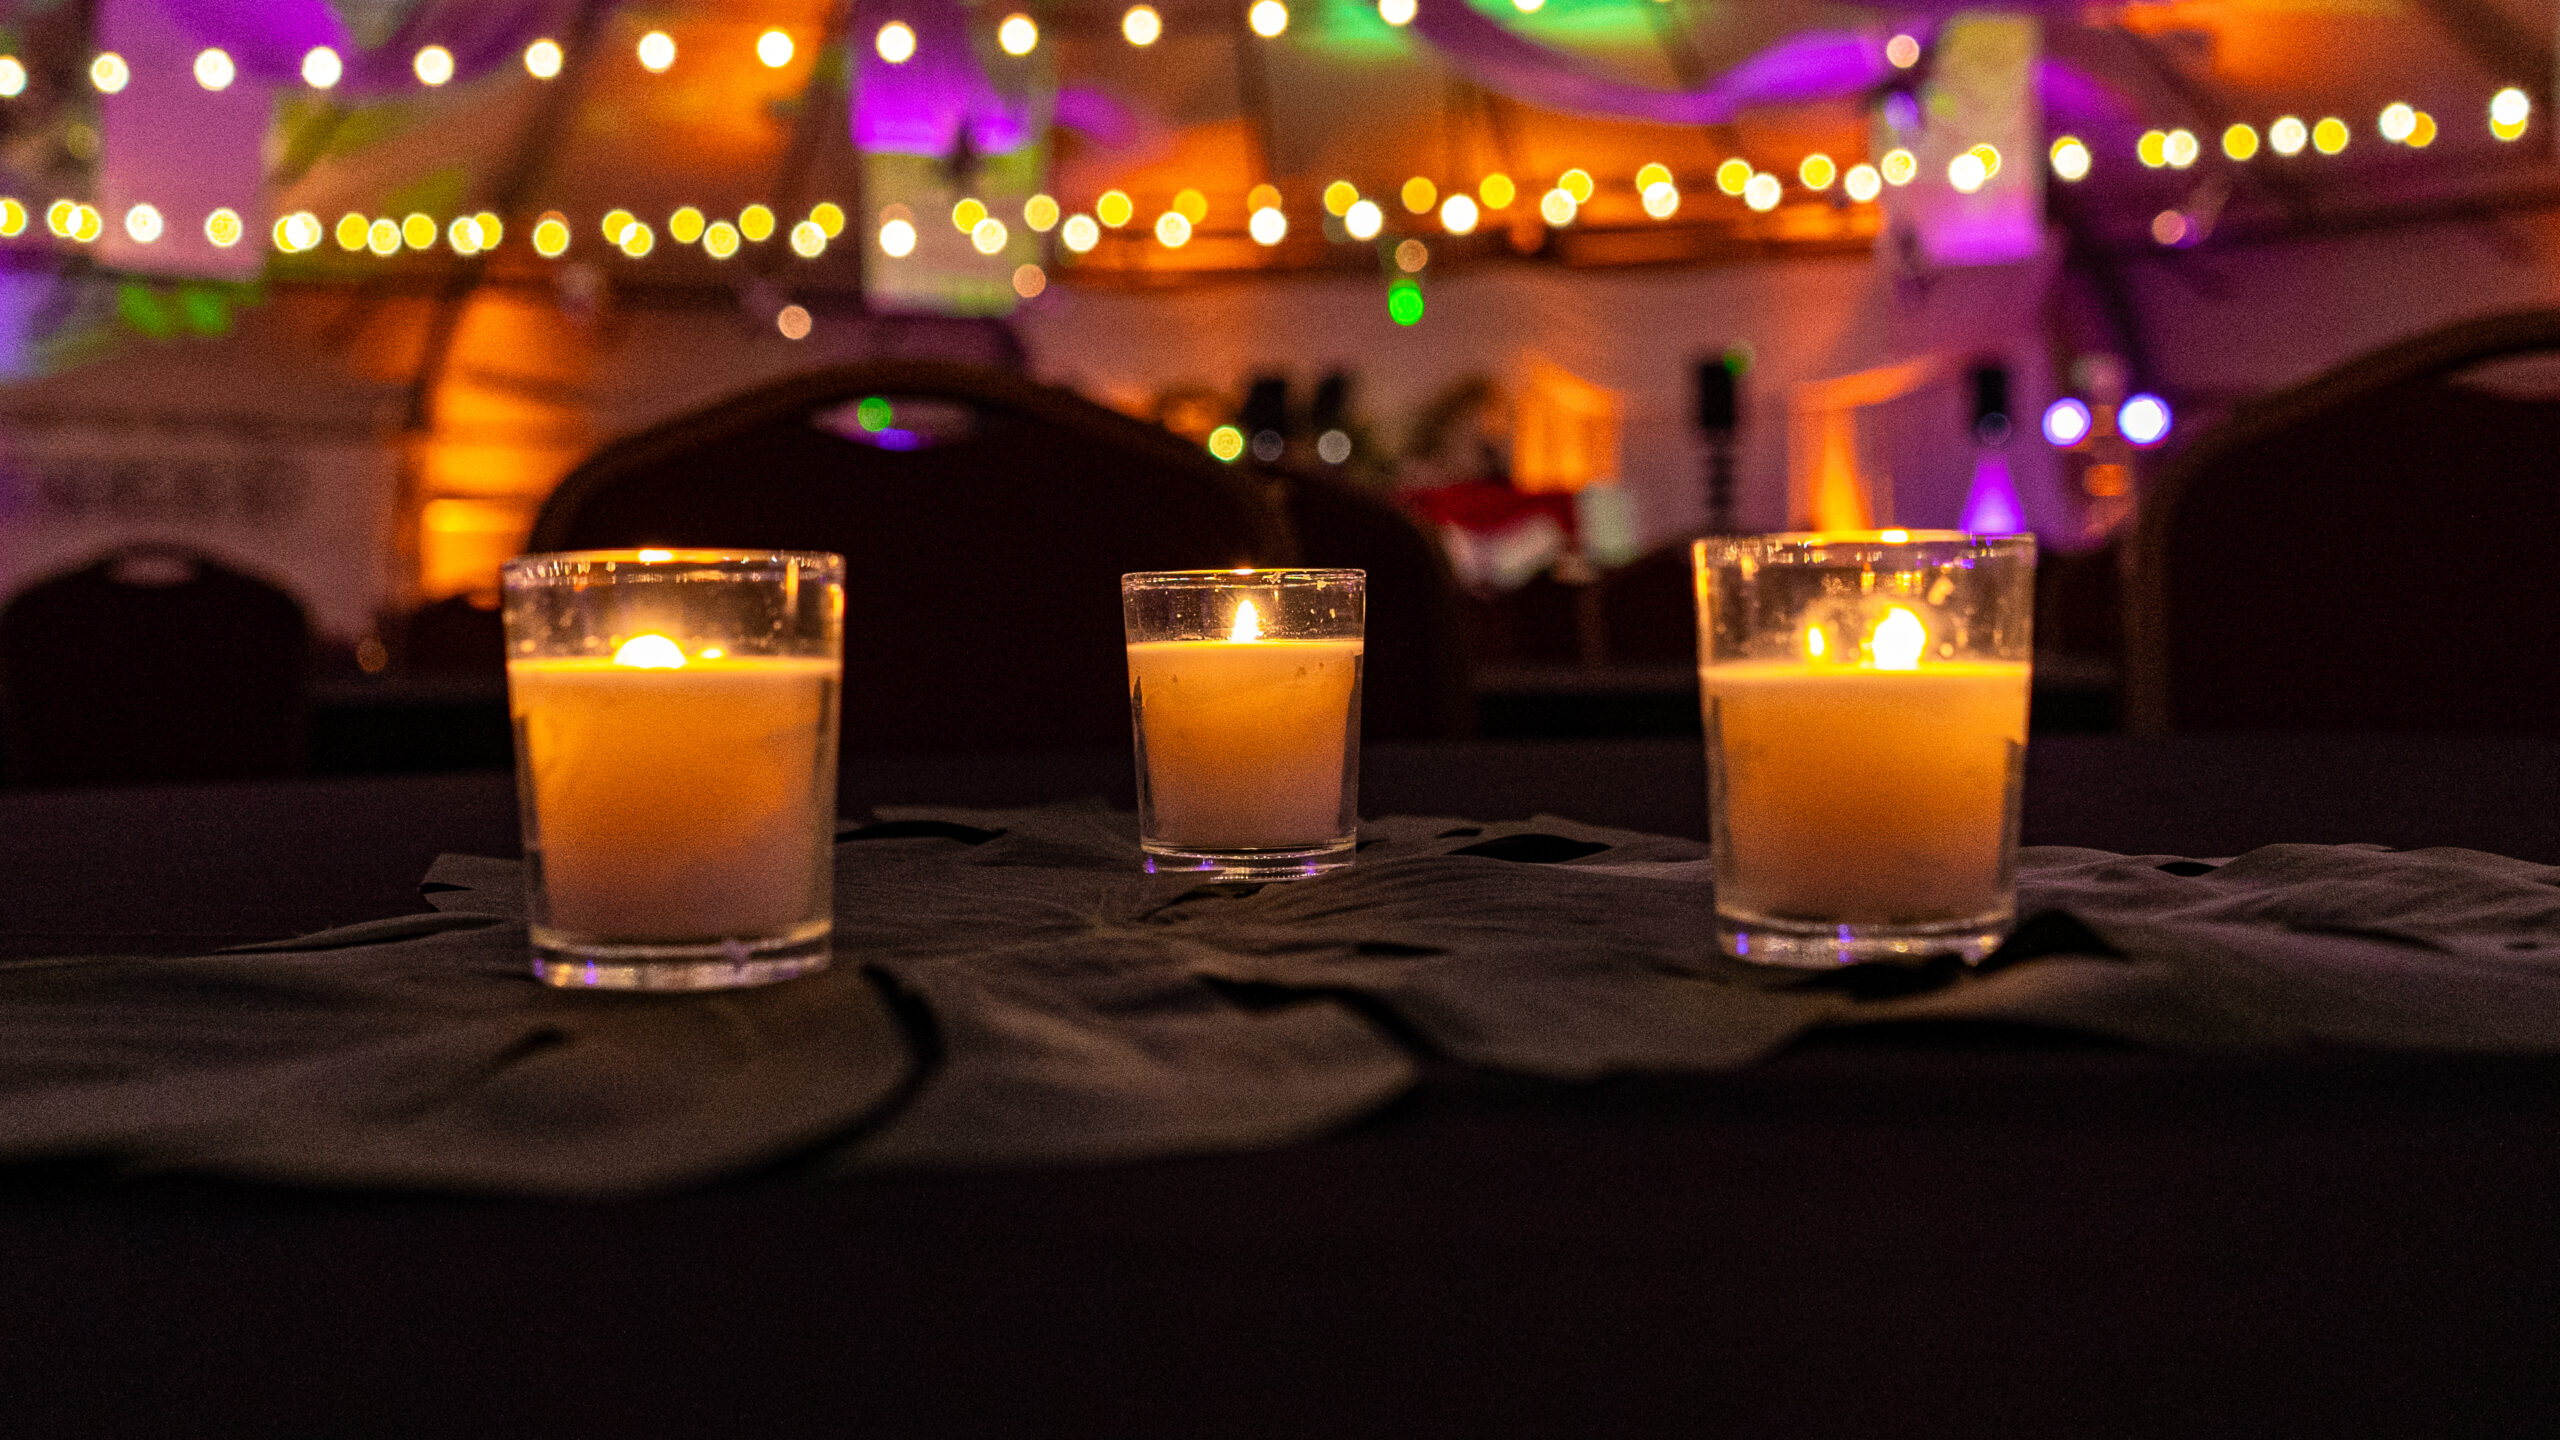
1694 532 2035 967
501 550 845 990
1122 569 1365 882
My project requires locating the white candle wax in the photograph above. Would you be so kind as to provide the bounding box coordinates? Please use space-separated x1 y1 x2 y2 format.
1128 637 1362 850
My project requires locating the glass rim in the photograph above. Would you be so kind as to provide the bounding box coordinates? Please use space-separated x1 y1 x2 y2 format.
1695 531 2033 559
503 549 847 582
1121 567 1365 589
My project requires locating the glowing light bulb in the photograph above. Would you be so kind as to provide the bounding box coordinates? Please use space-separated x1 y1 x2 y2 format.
2409 111 2438 148
2379 102 2415 143
1538 188 1575 225
739 204 775 241
757 30 794 67
2312 117 2348 154
1743 172 1781 211
1248 184 1282 212
90 53 129 94
402 213 435 249
1886 33 1921 69
0 199 28 238
1123 6 1162 45
1843 164 1881 202
73 205 100 243
878 218 915 256
1014 264 1046 298
2042 397 2091 447
476 212 502 248
1870 609 1925 671
1345 198 1382 238
1174 188 1208 224
790 220 825 257
1799 154 1836 190
2119 393 2172 446
1208 426 1246 462
367 218 399 255
1322 181 1358 216
524 39 563 78
1642 181 1678 218
952 197 987 232
123 204 161 243
194 48 235 91
1000 15 1039 55
446 216 482 254
1805 624 1827 660
1401 176 1437 213
1948 152 1989 193
1250 206 1288 244
1635 163 1672 191
1025 195 1059 231
0 57 24 97
668 206 705 244
636 31 676 71
44 200 73 238
1559 168 1594 203
1062 214 1099 252
2223 123 2259 160
601 209 635 243
1479 173 1515 208
414 45 454 85
776 305 812 339
1715 159 1751 196
2164 129 2197 168
302 46 342 88
2270 116 2307 155
1098 190 1134 227
2492 88 2530 140
335 213 367 250
533 214 570 256
1379 0 1416 24
1395 237 1427 271
613 635 687 669
619 220 654 257
1881 150 1917 185
2050 136 2090 181
1439 193 1478 234
973 217 1009 254
874 22 915 63
2138 130 2168 168
1513 0 1543 12
1250 0 1288 38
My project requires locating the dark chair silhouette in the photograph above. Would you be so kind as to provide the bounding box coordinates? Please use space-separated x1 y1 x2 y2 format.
400 594 507 676
0 547 310 786
534 361 1293 751
2127 308 2560 733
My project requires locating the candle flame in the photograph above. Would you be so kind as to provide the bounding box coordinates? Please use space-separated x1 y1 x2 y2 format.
1880 529 1909 543
613 634 688 669
1229 599 1263 643
636 549 674 562
1804 624 1826 660
1870 608 1925 671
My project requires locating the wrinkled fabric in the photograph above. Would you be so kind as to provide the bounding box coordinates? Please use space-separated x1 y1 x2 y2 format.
3 806 2559 1194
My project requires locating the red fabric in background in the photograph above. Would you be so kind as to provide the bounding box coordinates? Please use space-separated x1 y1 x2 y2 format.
1401 482 1578 541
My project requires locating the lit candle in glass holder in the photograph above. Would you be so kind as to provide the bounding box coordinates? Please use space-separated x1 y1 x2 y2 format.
1695 533 2035 966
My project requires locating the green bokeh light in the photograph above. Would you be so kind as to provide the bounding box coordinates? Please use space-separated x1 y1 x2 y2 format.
1207 425 1246 461
855 395 895 432
1388 281 1424 326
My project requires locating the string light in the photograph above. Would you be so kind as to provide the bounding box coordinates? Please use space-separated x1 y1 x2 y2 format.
601 209 636 243
811 202 846 237
269 211 321 253
336 213 367 250
1322 181 1357 217
533 213 570 256
2270 116 2307 155
414 45 454 85
525 39 563 78
2050 136 2091 181
1250 1 1289 38
1798 154 1835 190
1743 173 1781 211
1248 183 1282 212
1250 206 1287 244
1401 176 1436 213
2491 87 2530 140
2312 117 2348 154
43 200 72 239
953 198 987 232
1014 263 1046 298
91 53 129 94
476 212 502 247
1345 198 1383 238
1635 163 1672 191
402 213 435 248
739 204 775 241
973 217 1009 254
1123 6 1162 45
667 206 705 244
1062 214 1100 252
1479 174 1515 208
880 217 916 256
367 218 399 255
1208 426 1246 461
1881 149 1917 185
1538 187 1575 225
1715 159 1750 196
876 23 915 64
194 48 235 91
1174 188 1208 224
790 219 825 256
1559 169 1594 203
2164 129 2197 168
2120 394 2173 446
1439 193 1478 234
123 204 162 244
1098 190 1135 227
1948 152 1989 193
1000 15 1039 55
1642 181 1678 218
1380 0 1417 23
2378 103 2416 143
2409 111 2438 147
758 30 794 67
620 219 655 257
637 31 676 72
777 304 811 339
2042 398 2091 447
1886 33 1921 68
2138 131 2168 168
1025 195 1060 231
302 46 342 88
447 216 482 254
1155 211 1190 247
0 199 25 238
72 205 99 243
1843 163 1881 202
2223 124 2259 160
0 57 24 97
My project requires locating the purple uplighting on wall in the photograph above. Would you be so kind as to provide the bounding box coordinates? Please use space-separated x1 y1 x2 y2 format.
1961 452 2025 534
854 0 1033 157
1407 0 1885 126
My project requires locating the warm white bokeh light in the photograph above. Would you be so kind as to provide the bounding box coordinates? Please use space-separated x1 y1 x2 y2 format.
414 45 454 85
636 31 676 72
302 46 342 88
1123 6 1162 45
524 39 563 78
876 22 916 63
999 14 1039 55
193 48 235 91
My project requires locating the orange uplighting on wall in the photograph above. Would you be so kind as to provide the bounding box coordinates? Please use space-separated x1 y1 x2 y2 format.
1511 356 1622 494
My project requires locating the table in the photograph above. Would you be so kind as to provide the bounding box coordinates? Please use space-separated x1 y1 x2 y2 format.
3 738 2557 1434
